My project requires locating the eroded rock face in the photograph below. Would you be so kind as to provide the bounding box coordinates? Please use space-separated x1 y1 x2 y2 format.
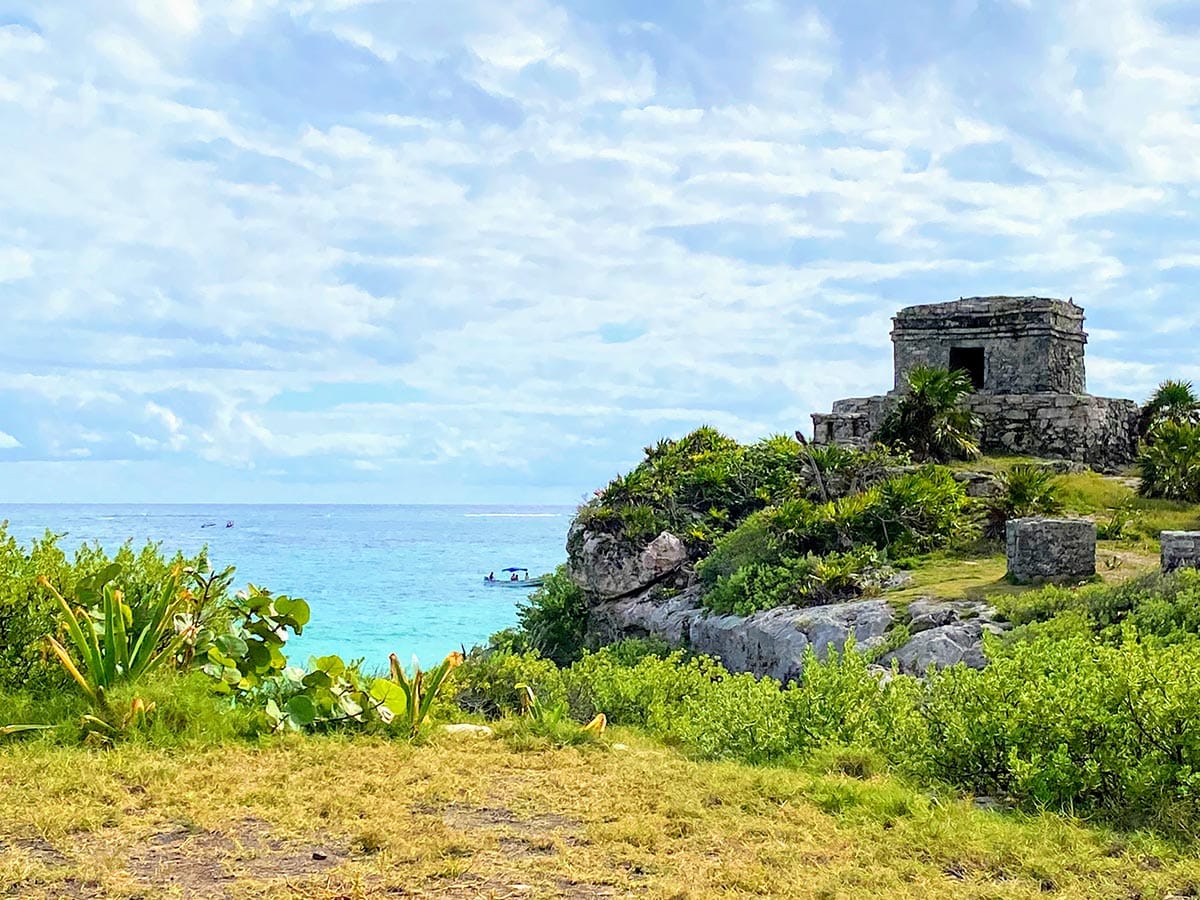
567 525 689 601
879 600 1008 675
586 589 1008 682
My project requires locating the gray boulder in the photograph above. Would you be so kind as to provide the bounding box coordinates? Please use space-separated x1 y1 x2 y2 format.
587 592 896 683
567 526 689 600
583 580 1008 681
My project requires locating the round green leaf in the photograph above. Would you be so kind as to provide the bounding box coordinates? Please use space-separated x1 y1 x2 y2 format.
313 655 345 678
286 694 317 727
215 634 249 659
302 670 332 689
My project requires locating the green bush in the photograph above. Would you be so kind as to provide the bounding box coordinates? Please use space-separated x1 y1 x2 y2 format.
701 549 891 616
586 427 811 551
542 627 1200 832
995 569 1200 645
696 466 965 615
453 648 566 719
915 635 1200 830
1138 421 1200 501
563 648 727 728
0 527 204 695
515 565 588 666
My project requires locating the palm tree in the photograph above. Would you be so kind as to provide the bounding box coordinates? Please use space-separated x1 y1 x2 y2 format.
1141 380 1200 436
876 366 981 462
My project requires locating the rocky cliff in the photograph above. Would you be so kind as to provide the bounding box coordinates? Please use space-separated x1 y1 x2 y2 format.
569 526 1005 680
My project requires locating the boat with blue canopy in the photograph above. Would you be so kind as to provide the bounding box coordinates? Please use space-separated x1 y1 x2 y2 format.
484 567 544 587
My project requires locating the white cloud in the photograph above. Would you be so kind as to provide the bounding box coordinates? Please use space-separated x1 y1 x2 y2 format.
0 432 21 450
0 0 1198 500
0 248 33 282
135 0 201 33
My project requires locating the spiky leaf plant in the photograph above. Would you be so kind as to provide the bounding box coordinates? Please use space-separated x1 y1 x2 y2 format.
1142 380 1200 436
877 366 982 462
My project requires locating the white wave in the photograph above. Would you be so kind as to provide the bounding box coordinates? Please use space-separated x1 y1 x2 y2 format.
463 513 562 518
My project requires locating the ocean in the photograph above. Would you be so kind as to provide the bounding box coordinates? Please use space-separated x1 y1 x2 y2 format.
1 504 574 670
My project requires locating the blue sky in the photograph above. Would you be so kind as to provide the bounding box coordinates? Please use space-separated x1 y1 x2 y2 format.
0 0 1198 503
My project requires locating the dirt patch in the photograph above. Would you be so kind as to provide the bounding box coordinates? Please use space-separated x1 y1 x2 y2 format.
440 805 579 835
417 873 622 899
3 877 105 899
498 836 557 859
124 820 345 896
0 837 71 868
6 821 346 900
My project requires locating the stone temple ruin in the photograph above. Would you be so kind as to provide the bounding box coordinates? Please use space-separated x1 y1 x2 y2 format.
811 296 1140 471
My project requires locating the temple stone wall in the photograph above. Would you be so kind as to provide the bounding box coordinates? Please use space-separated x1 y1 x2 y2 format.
811 393 1137 471
892 297 1086 394
971 394 1140 473
812 296 1138 471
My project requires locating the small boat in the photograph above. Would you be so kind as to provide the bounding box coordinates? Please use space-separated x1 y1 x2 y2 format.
483 567 544 587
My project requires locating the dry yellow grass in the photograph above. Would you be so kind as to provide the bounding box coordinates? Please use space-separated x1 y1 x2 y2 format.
3 732 1200 899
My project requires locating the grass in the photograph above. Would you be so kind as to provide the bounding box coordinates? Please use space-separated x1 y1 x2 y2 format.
887 551 1018 604
886 461 1200 606
3 732 1200 899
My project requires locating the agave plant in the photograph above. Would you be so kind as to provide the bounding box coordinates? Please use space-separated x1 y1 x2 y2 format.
370 651 464 738
1141 380 1200 436
39 566 185 708
876 366 981 462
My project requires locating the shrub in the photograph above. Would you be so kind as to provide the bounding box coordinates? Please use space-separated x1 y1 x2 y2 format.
0 528 203 695
876 366 981 462
515 566 589 666
915 635 1200 830
453 649 566 719
701 549 890 617
981 464 1065 539
1138 421 1200 501
588 427 811 551
696 511 781 587
874 466 971 554
1141 379 1200 436
563 649 727 728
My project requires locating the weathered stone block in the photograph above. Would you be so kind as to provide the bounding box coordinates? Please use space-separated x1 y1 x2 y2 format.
1161 532 1200 574
1006 517 1096 583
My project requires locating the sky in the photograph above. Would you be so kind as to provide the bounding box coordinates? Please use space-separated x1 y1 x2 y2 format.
1 0 1199 504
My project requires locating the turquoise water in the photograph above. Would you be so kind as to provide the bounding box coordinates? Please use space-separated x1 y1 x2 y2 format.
2 505 573 669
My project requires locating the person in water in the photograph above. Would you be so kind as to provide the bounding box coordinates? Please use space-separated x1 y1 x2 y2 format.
487 572 495 581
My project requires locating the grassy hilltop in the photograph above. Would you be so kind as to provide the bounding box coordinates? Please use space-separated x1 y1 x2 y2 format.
8 380 1200 897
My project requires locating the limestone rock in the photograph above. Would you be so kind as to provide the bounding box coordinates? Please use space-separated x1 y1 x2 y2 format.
585 590 1006 683
587 590 894 684
441 724 494 738
907 598 990 632
882 598 1007 674
567 526 688 600
953 471 1000 498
